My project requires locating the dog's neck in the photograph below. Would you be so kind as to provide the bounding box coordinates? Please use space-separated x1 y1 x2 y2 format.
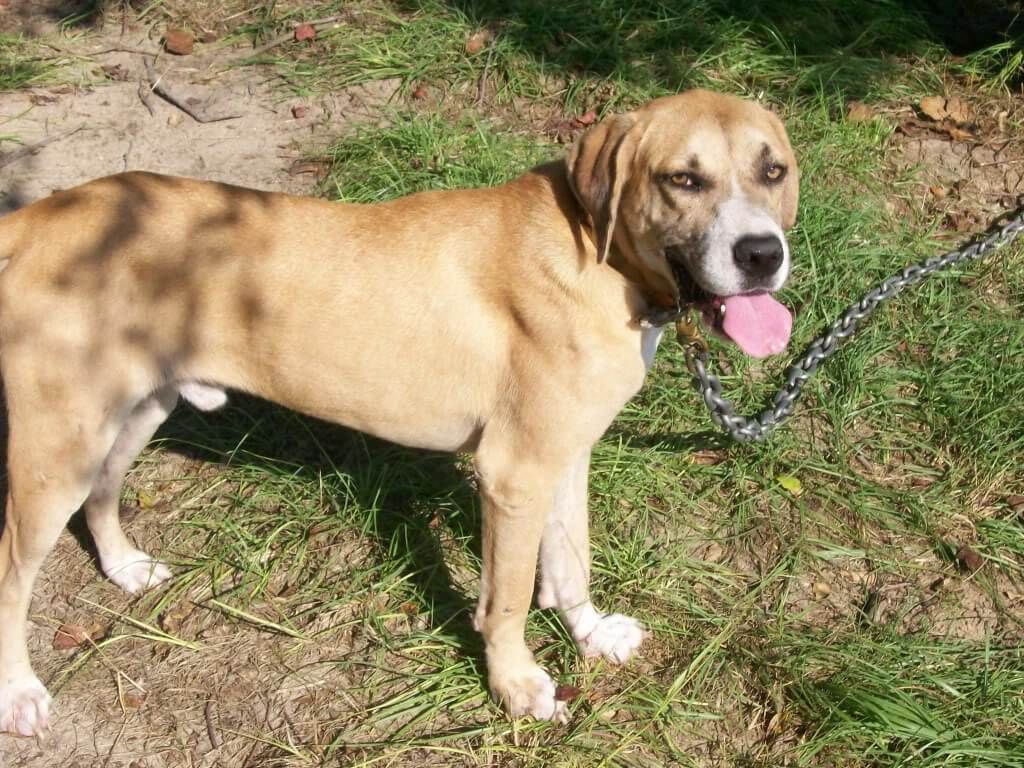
532 162 679 328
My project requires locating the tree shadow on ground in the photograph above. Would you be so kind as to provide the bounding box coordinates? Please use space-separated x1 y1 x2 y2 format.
436 0 1022 97
153 393 485 653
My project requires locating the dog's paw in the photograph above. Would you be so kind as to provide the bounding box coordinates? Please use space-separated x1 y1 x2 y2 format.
102 548 172 594
0 675 51 737
577 613 647 664
489 663 569 723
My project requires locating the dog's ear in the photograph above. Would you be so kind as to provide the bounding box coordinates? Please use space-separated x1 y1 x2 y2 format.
567 114 639 263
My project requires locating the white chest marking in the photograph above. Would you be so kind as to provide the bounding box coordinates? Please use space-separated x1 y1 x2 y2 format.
640 326 665 371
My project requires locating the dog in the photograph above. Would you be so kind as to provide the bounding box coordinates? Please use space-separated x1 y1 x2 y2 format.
0 89 798 735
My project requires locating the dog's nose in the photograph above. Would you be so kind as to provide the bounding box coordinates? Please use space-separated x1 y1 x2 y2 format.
732 234 784 281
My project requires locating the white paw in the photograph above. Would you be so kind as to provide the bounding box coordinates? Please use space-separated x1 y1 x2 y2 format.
0 674 51 737
577 613 646 664
102 548 172 594
490 664 569 723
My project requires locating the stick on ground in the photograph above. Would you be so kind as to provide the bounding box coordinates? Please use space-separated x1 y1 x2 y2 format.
0 126 84 170
143 58 241 124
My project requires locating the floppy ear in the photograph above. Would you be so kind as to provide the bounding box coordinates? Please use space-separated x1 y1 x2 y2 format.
567 114 639 263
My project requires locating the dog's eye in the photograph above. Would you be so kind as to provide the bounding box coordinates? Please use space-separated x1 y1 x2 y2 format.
764 162 786 183
668 172 702 191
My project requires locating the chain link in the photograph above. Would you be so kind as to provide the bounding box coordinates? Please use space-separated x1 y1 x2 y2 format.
687 207 1024 442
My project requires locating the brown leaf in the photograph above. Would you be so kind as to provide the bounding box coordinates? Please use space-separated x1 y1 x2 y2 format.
294 23 316 42
575 109 598 127
846 100 875 122
943 96 972 124
29 93 59 106
465 29 493 55
291 105 308 119
122 690 147 709
956 544 984 574
554 684 583 702
411 83 429 100
53 624 91 650
919 95 948 121
942 120 975 142
929 185 947 199
1007 494 1024 514
812 581 831 600
164 29 194 56
288 160 329 179
101 63 130 81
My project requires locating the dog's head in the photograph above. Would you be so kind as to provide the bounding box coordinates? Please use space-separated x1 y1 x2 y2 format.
568 89 799 357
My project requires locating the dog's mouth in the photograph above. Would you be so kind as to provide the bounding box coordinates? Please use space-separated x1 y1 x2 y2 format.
666 248 793 359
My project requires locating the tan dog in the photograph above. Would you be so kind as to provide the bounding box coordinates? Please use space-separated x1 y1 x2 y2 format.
0 89 797 735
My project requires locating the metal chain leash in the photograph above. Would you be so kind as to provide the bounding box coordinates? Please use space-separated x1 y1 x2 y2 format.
681 207 1024 442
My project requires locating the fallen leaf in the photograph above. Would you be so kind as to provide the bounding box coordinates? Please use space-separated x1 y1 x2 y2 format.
411 83 429 100
812 581 831 599
288 160 329 178
929 185 947 199
703 542 724 562
689 450 725 466
846 100 875 122
1007 495 1024 514
137 489 157 509
943 120 975 142
956 544 984 574
53 624 91 650
101 63 130 81
29 92 59 105
160 602 193 634
919 95 948 121
943 96 972 124
291 105 308 119
294 23 316 42
465 29 493 55
554 684 583 702
122 690 146 709
164 29 194 56
399 602 417 615
776 474 803 497
575 109 598 127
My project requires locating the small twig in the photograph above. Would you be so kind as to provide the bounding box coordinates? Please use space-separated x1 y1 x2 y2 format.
476 42 497 107
0 126 83 170
205 700 223 748
143 58 241 124
241 14 349 60
35 41 159 61
137 78 158 117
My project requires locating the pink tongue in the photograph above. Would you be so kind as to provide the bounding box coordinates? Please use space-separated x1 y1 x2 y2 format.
720 293 793 358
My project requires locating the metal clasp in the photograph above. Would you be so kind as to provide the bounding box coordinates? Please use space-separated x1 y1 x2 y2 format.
675 313 708 365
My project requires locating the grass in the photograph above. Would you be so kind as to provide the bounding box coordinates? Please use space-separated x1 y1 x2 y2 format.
19 0 1021 765
0 34 65 91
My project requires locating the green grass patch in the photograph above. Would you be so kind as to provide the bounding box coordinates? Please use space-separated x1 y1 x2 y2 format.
0 34 61 92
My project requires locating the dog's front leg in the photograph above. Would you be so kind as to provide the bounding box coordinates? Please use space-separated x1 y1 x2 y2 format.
473 456 568 722
537 451 646 663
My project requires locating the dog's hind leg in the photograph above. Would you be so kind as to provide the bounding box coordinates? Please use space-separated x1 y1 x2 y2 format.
537 450 646 664
84 386 179 594
0 387 127 736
